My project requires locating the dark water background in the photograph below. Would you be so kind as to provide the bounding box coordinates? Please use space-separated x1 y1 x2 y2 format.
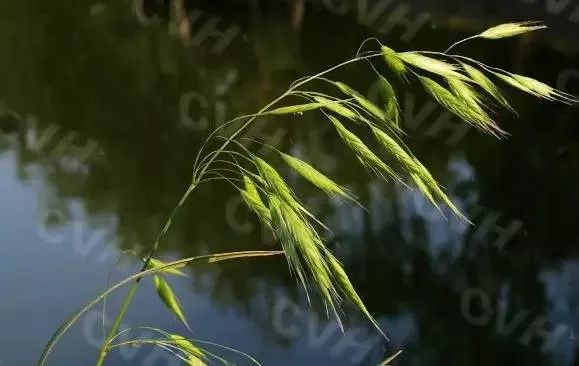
1 0 579 365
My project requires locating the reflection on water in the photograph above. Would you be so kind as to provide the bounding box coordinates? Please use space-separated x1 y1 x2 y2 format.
1 0 579 365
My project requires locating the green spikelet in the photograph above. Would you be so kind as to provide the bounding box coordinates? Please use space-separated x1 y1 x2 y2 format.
334 82 384 120
265 103 324 115
478 21 547 39
334 81 402 134
239 175 271 227
312 96 359 121
254 157 302 208
328 115 400 182
168 335 207 365
325 250 388 339
153 276 190 329
381 46 407 75
447 77 504 136
279 152 359 204
497 73 578 104
419 76 500 135
397 52 469 80
378 76 401 131
269 196 341 323
462 63 513 111
371 127 468 220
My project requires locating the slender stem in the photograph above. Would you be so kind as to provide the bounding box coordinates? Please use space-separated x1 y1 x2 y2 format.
95 183 196 366
95 52 379 366
194 54 380 184
444 35 479 54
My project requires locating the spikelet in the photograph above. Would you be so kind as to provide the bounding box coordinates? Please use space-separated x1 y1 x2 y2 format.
334 82 386 121
378 350 403 366
378 76 401 131
265 103 324 115
313 96 359 121
371 127 419 171
446 77 505 136
239 175 271 227
495 73 578 104
324 249 388 339
371 127 467 220
334 81 402 134
269 195 342 323
147 258 187 277
269 195 310 292
279 152 359 204
397 52 469 81
153 275 190 330
255 157 304 208
462 63 513 111
381 46 407 75
419 76 499 135
254 157 328 230
328 115 400 182
168 335 207 365
478 21 547 39
410 158 468 221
